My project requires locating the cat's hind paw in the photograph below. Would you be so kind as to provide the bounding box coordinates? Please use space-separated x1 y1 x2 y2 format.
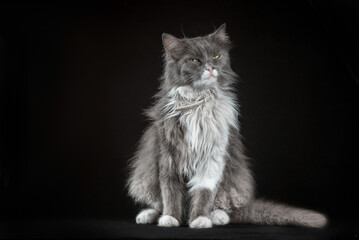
158 215 180 227
210 209 230 225
189 216 212 228
136 209 160 224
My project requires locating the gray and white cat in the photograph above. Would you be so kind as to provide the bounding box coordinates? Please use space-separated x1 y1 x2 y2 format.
127 24 327 229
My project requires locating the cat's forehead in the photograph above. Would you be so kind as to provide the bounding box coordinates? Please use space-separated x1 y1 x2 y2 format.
183 36 221 55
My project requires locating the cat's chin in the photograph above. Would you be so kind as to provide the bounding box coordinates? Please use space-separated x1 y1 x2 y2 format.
204 75 216 81
192 77 218 88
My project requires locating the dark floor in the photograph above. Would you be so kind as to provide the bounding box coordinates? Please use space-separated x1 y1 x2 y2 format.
0 218 357 240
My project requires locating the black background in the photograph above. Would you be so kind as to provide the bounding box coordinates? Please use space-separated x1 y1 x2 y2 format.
1 0 358 237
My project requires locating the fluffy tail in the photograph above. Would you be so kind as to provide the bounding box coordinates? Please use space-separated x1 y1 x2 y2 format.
231 199 328 228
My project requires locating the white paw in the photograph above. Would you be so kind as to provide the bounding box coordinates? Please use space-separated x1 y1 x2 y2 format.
136 209 160 224
210 209 230 225
189 216 212 229
158 215 180 227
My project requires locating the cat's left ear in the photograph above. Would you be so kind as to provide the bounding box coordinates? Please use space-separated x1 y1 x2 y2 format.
211 23 230 43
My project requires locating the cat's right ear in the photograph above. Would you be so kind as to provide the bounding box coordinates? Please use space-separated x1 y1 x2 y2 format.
162 33 184 59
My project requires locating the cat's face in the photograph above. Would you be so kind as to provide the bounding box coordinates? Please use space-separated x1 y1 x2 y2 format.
162 24 233 89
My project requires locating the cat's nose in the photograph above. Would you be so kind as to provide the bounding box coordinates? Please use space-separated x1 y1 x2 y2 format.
206 67 213 73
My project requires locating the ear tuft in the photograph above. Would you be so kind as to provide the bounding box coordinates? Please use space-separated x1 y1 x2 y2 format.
212 23 229 43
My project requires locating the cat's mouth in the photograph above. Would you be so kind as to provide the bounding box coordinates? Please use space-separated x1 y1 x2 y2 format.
192 69 219 87
201 69 219 81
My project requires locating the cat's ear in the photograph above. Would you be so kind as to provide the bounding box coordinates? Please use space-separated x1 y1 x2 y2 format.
162 33 184 59
211 23 230 43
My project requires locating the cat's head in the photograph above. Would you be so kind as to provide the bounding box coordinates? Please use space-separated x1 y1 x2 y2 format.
162 24 236 90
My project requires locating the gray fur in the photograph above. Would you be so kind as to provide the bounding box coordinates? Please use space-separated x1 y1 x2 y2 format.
231 199 328 228
126 24 327 228
189 188 214 223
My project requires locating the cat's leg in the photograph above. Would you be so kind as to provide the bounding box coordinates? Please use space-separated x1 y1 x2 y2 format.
157 153 185 227
212 130 255 225
188 188 215 228
187 155 225 228
158 174 184 227
210 209 230 225
127 124 162 210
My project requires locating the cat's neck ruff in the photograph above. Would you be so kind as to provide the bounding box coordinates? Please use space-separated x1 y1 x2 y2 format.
162 85 239 132
163 86 219 118
174 96 205 111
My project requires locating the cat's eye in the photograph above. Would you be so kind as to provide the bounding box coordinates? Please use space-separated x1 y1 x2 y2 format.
213 55 221 59
189 58 200 62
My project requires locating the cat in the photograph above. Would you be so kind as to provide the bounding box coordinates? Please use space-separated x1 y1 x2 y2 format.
126 24 327 229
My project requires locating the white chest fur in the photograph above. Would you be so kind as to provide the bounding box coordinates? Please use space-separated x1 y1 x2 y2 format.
164 86 239 192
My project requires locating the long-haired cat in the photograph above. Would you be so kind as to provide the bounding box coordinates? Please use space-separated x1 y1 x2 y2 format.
126 24 327 228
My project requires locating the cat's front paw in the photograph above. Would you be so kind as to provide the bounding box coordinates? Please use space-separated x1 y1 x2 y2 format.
189 216 212 229
158 215 180 227
136 209 160 224
210 209 230 225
